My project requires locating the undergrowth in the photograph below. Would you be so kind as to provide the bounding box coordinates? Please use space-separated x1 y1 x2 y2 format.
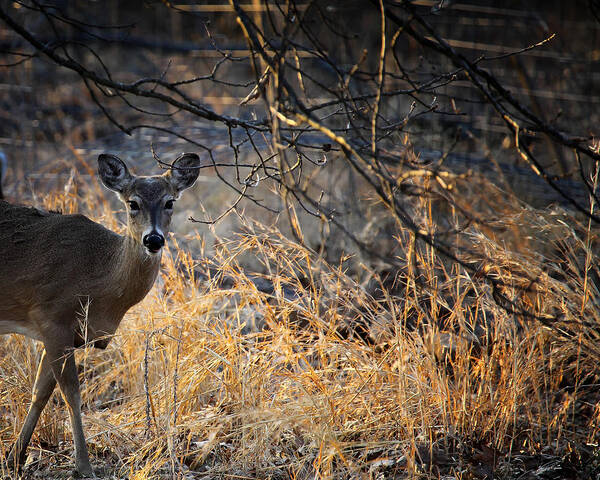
0 164 599 479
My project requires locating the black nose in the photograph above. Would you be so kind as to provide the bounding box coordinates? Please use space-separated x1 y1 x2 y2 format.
143 233 165 253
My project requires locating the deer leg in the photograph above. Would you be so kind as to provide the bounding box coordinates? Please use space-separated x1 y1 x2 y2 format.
8 349 56 471
46 343 93 477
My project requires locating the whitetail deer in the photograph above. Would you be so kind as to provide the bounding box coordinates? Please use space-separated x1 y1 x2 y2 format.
0 154 200 476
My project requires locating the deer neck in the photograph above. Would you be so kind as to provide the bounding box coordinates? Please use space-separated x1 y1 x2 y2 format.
114 230 162 304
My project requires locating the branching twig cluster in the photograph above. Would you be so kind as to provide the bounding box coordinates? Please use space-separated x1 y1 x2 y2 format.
1 0 598 327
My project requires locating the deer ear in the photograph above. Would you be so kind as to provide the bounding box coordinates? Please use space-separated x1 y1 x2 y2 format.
98 154 133 193
168 153 200 193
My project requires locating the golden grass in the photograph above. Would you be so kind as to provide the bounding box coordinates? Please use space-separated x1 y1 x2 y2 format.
0 168 598 479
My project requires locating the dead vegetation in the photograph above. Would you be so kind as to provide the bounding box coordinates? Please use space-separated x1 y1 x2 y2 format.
0 165 598 479
1 1 600 478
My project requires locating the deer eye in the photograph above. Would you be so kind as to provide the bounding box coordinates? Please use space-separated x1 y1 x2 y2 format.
128 200 140 211
165 199 174 210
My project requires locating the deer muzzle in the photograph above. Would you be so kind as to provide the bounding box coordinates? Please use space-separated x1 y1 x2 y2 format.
143 232 165 253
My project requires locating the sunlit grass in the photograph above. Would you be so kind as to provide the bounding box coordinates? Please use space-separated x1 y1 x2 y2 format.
0 168 598 479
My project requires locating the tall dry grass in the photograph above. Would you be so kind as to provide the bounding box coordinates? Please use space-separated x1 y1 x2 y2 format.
0 164 598 479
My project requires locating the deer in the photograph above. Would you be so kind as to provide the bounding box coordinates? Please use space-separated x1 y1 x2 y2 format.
0 153 200 477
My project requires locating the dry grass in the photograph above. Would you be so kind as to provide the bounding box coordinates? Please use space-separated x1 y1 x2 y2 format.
0 167 599 480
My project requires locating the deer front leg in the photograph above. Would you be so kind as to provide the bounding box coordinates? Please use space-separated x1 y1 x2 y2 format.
8 349 56 472
46 341 94 477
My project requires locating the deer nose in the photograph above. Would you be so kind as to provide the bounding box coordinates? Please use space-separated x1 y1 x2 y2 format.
143 233 165 253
